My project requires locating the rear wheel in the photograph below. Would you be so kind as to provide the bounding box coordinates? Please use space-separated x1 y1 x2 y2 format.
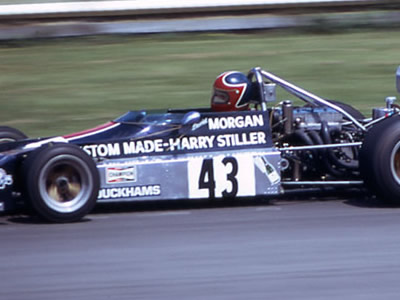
360 115 400 204
0 126 27 143
23 143 100 222
328 100 365 120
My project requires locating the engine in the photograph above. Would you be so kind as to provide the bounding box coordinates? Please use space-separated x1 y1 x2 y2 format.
270 101 362 182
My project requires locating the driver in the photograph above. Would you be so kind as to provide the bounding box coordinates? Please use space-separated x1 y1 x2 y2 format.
211 71 255 111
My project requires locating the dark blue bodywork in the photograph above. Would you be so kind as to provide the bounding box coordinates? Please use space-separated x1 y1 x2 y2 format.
0 109 273 212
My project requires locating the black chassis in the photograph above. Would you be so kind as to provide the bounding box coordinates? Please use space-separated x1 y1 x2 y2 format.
1 66 400 222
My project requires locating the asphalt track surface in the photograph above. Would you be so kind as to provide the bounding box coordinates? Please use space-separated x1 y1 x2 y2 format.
1 197 400 300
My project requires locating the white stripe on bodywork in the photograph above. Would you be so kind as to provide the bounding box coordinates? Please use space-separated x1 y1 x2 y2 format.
23 136 69 150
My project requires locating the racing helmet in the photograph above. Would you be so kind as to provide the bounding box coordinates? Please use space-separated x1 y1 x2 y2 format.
211 71 253 111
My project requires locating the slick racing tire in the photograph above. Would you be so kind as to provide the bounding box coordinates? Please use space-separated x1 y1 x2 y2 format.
0 126 27 143
360 115 400 205
23 143 100 223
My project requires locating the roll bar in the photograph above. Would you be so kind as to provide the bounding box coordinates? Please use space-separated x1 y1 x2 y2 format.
247 67 366 131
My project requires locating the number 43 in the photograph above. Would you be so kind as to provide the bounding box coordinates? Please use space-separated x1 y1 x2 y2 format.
199 157 238 198
188 155 255 199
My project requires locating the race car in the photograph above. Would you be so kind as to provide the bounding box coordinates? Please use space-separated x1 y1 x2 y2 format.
1 66 400 223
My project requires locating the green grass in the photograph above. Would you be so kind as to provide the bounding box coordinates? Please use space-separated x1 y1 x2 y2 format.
1 30 400 137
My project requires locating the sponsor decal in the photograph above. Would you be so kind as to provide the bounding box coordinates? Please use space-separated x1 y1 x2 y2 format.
254 156 280 184
122 140 164 155
168 135 215 151
83 131 267 158
207 114 264 130
192 115 264 131
81 113 269 158
106 166 137 184
83 143 121 158
0 168 13 189
191 118 208 131
98 185 161 199
216 132 266 147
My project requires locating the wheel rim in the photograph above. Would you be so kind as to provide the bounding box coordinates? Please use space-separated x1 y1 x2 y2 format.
38 154 93 213
0 137 16 144
390 141 400 185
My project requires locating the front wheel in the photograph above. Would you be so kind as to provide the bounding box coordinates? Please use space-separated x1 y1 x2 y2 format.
23 143 100 222
360 115 400 204
0 126 27 143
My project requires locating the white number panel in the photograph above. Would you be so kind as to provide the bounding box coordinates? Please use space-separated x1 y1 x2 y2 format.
188 154 255 199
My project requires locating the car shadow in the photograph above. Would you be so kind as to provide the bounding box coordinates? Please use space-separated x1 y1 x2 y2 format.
92 197 273 215
275 188 399 209
283 188 400 209
7 215 50 224
343 195 400 209
7 214 92 225
4 198 273 224
4 192 398 224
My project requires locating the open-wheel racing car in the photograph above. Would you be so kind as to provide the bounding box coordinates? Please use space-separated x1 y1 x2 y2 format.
1 66 400 222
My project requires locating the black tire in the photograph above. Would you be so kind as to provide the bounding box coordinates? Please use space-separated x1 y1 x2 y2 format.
0 126 27 143
328 100 365 120
359 115 400 204
23 143 100 223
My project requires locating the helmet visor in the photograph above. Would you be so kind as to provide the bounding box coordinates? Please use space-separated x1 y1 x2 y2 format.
211 90 230 104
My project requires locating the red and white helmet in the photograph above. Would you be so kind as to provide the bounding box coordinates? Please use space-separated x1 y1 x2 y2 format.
211 71 253 112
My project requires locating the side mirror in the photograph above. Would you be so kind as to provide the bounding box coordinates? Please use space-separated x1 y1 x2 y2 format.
180 111 201 134
182 111 201 126
396 66 400 94
264 83 276 102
